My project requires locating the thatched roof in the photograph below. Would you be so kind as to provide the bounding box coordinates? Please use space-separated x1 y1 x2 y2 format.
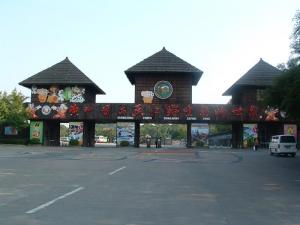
223 59 282 95
125 47 203 85
19 57 105 94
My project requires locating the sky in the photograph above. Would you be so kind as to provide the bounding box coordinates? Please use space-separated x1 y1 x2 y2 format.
0 0 299 104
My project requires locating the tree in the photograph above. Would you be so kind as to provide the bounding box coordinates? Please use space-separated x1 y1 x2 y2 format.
0 89 28 130
264 66 300 119
95 124 116 142
140 124 186 140
264 10 300 119
290 10 300 64
60 124 69 137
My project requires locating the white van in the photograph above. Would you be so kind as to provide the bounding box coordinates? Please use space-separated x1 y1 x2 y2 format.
95 136 108 143
269 135 297 157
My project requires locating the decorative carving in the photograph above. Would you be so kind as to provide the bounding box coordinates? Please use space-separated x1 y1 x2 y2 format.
101 105 111 118
69 104 79 117
132 104 144 118
165 104 180 117
183 104 192 117
118 105 127 116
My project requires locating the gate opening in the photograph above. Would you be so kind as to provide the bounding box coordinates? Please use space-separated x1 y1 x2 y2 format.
140 123 187 148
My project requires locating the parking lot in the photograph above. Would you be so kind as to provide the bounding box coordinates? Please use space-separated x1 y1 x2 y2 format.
1 145 300 225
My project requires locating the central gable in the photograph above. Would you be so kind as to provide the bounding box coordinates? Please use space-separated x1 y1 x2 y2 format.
125 47 203 104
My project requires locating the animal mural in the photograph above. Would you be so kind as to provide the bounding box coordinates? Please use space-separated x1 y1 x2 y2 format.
32 86 85 104
265 107 279 121
29 85 84 119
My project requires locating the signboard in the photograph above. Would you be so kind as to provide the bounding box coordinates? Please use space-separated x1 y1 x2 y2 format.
4 127 18 135
154 81 173 99
141 91 154 104
117 122 135 146
69 122 83 145
26 103 296 123
284 124 297 138
30 121 44 143
243 124 258 148
191 123 209 147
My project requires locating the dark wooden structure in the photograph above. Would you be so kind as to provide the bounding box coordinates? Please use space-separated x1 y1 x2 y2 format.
125 47 202 105
19 57 105 146
125 47 203 147
223 59 282 106
223 58 285 148
19 50 297 149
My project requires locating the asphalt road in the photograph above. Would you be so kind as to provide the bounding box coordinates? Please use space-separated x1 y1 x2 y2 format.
0 145 300 225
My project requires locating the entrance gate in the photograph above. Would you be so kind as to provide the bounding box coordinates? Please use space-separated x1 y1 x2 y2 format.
19 49 299 148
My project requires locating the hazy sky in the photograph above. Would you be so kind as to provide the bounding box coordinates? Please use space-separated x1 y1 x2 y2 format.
0 0 299 104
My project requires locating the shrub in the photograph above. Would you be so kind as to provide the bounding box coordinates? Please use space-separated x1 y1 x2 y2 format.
196 140 204 147
29 138 40 144
69 139 79 146
0 138 28 145
120 140 129 147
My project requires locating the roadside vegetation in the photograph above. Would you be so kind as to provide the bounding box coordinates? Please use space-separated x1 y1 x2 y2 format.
264 10 300 120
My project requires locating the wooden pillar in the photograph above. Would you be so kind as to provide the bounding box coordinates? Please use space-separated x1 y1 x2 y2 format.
186 122 192 148
44 120 60 146
134 121 140 148
83 121 95 147
232 122 243 149
297 123 300 149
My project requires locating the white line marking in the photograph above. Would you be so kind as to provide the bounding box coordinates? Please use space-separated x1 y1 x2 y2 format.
109 166 126 175
26 187 84 214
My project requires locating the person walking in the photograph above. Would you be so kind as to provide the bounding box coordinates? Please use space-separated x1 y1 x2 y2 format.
254 138 259 151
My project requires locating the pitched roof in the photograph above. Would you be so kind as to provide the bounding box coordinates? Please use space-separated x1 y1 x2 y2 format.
223 58 282 96
125 47 203 85
19 57 105 94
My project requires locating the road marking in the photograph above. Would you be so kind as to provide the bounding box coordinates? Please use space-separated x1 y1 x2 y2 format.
109 166 126 175
0 192 13 196
0 172 15 175
26 187 84 214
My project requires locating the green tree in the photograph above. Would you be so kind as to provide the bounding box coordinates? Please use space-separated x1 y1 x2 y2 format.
140 124 186 140
264 10 300 119
264 66 300 119
0 89 28 130
291 10 300 63
95 124 116 142
60 124 69 137
210 124 232 135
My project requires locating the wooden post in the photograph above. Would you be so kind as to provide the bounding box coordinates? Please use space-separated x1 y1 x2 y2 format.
44 121 60 146
83 121 95 147
186 122 192 148
232 122 243 148
134 121 140 148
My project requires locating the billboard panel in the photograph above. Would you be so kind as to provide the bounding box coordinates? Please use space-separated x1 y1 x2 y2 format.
69 122 83 145
30 121 44 143
284 124 297 138
4 127 18 135
117 122 135 146
243 124 258 148
191 123 209 147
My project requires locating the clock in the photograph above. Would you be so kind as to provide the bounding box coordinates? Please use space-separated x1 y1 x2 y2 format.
154 81 173 99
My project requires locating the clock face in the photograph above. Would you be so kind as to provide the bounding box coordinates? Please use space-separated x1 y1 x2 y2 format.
154 81 173 99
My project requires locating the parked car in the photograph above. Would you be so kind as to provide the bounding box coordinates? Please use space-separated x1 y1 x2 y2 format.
95 136 108 143
60 137 69 146
116 136 134 145
269 135 297 157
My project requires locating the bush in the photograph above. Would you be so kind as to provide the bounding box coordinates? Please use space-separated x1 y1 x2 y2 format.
29 138 40 144
120 140 129 147
0 138 28 145
195 140 204 147
69 139 79 146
